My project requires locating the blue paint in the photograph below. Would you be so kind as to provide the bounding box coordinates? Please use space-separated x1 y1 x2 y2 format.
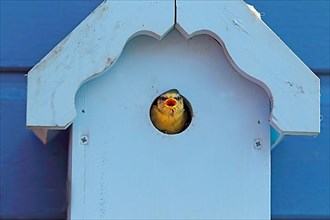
0 0 102 68
271 127 283 148
0 74 69 219
246 0 330 71
272 75 330 217
0 0 329 219
0 0 329 70
1 74 329 219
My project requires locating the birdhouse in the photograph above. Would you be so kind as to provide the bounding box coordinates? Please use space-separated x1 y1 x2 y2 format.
26 1 320 219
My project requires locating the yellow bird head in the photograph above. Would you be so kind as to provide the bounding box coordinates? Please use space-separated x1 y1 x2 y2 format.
150 89 190 134
156 89 185 117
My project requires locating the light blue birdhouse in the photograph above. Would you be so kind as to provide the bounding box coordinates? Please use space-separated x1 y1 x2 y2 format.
26 1 320 219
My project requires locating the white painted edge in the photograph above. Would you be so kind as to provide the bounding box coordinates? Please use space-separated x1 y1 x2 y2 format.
27 0 320 143
26 0 175 138
176 0 320 135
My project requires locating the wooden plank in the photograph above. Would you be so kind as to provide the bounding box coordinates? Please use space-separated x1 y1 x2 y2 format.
0 73 68 219
1 0 328 71
246 0 330 72
71 29 270 219
272 75 330 217
26 0 174 131
176 0 320 135
1 73 329 218
0 0 102 68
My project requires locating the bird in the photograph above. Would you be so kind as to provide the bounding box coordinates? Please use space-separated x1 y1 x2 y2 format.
150 89 189 134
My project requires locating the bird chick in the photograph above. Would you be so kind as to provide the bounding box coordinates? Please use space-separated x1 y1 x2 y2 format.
150 89 188 134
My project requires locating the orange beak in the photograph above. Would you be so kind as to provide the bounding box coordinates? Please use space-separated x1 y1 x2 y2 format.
164 98 178 109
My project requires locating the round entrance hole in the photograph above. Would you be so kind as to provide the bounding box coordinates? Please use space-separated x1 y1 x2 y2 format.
150 89 193 134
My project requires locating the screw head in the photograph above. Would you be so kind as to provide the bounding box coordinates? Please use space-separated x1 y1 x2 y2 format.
254 138 262 149
80 135 89 145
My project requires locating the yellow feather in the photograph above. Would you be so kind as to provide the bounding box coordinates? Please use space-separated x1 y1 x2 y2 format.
150 90 188 134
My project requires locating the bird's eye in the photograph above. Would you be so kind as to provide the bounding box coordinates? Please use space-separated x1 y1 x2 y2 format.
175 96 182 100
159 96 167 101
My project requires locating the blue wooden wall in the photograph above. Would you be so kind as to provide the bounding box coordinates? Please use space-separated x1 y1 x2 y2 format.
0 1 329 219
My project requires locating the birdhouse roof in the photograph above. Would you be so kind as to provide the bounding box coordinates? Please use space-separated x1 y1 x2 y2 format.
26 0 320 143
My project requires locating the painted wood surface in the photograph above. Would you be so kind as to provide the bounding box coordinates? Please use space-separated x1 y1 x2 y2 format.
246 0 330 72
0 75 69 219
176 0 320 135
26 0 319 143
71 29 270 219
0 0 102 69
26 0 174 130
1 75 329 219
0 0 329 219
1 0 329 71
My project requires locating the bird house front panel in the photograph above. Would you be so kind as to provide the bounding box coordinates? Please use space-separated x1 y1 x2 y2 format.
70 29 270 219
